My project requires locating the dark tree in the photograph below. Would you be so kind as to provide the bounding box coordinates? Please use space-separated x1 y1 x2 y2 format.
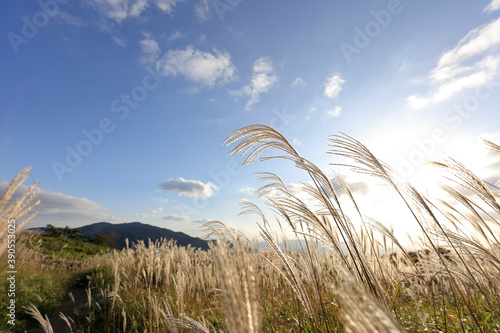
46 224 62 237
95 234 110 246
106 230 121 248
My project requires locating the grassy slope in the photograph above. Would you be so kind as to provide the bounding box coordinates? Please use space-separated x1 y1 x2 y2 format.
0 233 114 332
33 233 113 260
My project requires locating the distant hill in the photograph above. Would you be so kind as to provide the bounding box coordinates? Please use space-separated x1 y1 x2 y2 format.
73 222 210 250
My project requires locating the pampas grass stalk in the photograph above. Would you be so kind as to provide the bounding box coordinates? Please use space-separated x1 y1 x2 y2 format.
0 167 39 256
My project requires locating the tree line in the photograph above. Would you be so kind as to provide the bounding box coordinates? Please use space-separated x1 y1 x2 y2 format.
44 224 120 248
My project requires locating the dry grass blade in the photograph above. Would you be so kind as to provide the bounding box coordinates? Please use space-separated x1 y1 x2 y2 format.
329 133 394 185
225 126 383 298
333 273 403 333
59 312 75 333
213 236 262 333
432 157 500 216
0 167 40 256
24 304 54 333
164 314 211 333
223 124 301 166
202 220 252 247
483 138 500 154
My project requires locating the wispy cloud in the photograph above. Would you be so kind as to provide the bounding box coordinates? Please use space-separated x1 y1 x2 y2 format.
163 214 190 221
324 74 345 99
485 0 500 13
86 0 184 22
0 183 125 228
168 30 186 41
291 77 305 87
155 0 183 13
139 36 161 64
86 0 148 22
328 106 342 117
158 177 218 198
194 0 211 21
231 57 278 110
156 45 236 87
192 218 212 224
408 17 500 109
239 187 256 196
58 11 88 27
305 107 316 120
112 36 127 48
286 182 317 208
331 178 370 196
133 206 164 218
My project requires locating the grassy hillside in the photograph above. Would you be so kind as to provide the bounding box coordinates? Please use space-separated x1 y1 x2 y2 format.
0 230 113 332
25 231 114 260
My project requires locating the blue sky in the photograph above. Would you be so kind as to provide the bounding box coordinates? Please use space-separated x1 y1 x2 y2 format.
1 0 500 239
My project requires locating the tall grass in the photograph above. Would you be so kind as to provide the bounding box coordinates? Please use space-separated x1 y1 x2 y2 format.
0 167 39 256
21 125 500 332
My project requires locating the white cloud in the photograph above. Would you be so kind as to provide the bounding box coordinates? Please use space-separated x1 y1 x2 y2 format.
169 30 186 41
139 37 161 65
157 45 236 87
328 106 342 117
239 187 256 195
408 17 500 109
0 183 126 229
435 17 500 71
194 0 211 20
485 0 500 13
293 139 303 146
330 177 371 197
134 206 165 218
112 36 127 48
87 0 147 22
291 77 305 87
58 11 88 27
86 0 184 22
158 177 219 198
286 182 317 208
231 57 278 110
192 218 212 224
305 107 316 120
324 74 345 99
406 95 430 109
155 0 183 13
163 214 190 221
432 57 500 102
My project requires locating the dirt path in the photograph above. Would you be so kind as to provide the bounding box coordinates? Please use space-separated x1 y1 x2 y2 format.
25 286 87 333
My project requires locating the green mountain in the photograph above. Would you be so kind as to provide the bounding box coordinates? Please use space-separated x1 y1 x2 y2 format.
77 221 210 250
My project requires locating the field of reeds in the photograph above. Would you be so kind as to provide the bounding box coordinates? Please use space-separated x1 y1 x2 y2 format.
2 124 500 332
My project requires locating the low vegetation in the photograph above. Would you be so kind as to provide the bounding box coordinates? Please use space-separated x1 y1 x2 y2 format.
0 231 110 331
1 125 500 332
28 227 114 260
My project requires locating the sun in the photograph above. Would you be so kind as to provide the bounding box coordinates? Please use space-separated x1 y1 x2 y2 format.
357 119 495 194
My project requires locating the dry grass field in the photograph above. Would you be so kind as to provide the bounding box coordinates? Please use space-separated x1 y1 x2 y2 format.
2 125 500 332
